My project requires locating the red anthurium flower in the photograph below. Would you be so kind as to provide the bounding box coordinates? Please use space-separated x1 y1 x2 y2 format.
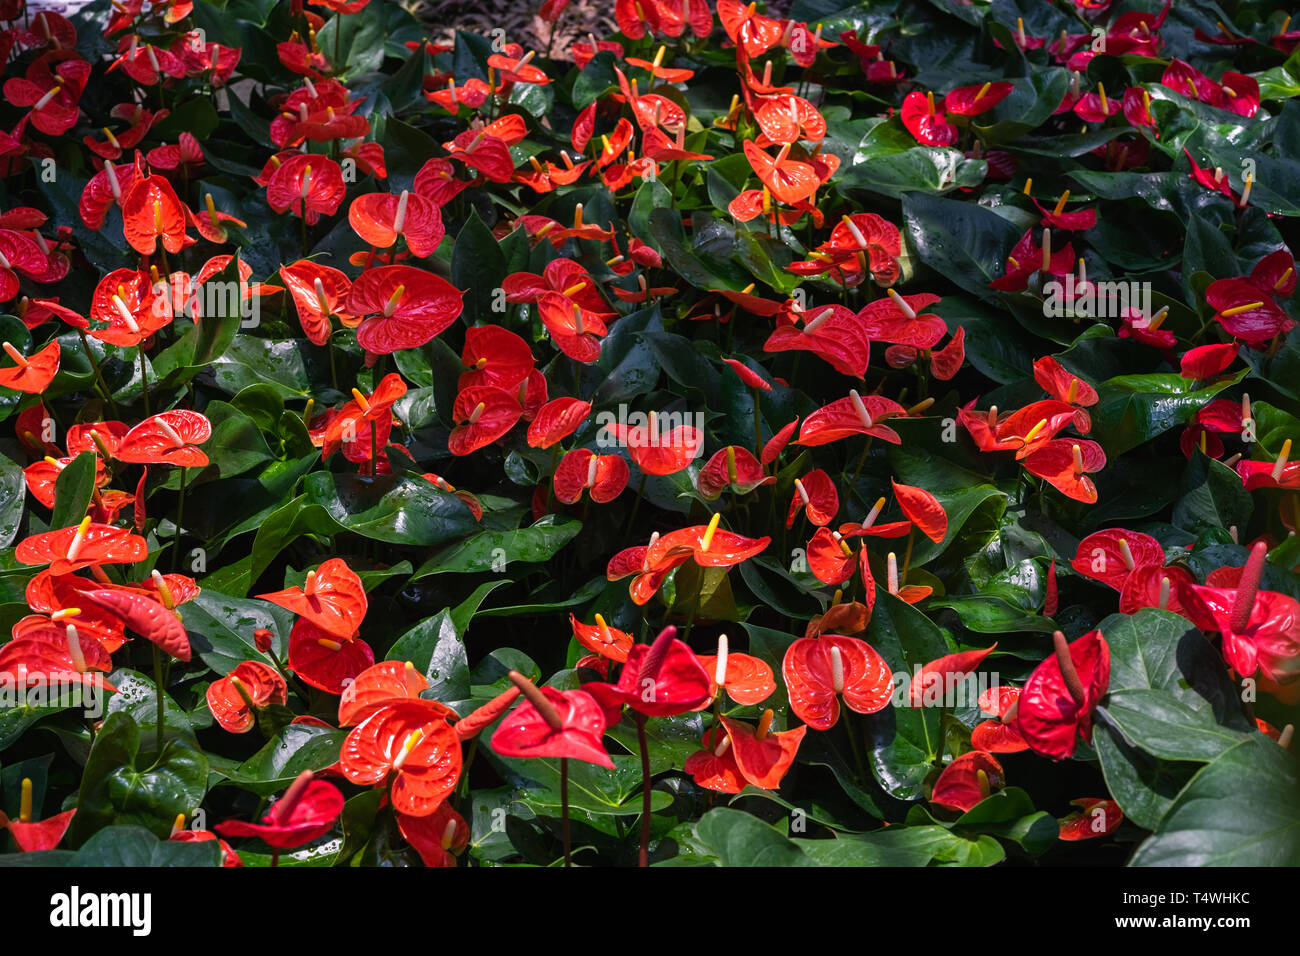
445 128 515 183
806 526 866 587
945 81 1013 116
570 613 634 663
602 414 703 475
338 660 445 727
722 357 773 392
460 326 534 391
87 267 172 347
147 132 204 177
959 399 1087 456
1186 542 1300 685
5 55 89 136
1217 72 1259 118
259 557 367 640
169 828 242 866
797 389 907 446
1122 85 1157 132
684 726 746 793
1058 798 1123 840
287 618 374 694
908 645 995 707
0 229 46 301
787 468 839 527
858 291 945 348
697 445 773 499
0 338 58 393
754 93 827 145
448 385 522 456
1073 83 1122 123
717 0 784 55
527 397 591 449
1118 564 1198 617
1072 528 1165 590
586 625 712 719
280 259 352 346
340 700 461 816
503 259 613 316
1248 249 1296 297
349 190 444 259
764 304 869 378
1236 440 1300 491
115 410 212 468
553 448 629 505
1021 439 1106 502
606 535 695 606
696 634 775 706
1207 278 1294 345
742 140 819 205
0 619 115 692
426 76 492 113
1015 630 1110 759
491 672 613 768
990 227 1074 291
207 660 289 733
537 291 608 363
397 804 469 867
121 173 189 256
931 751 1004 812
0 779 75 852
265 153 345 225
1034 356 1099 406
719 712 806 789
216 770 344 848
650 514 771 571
900 90 957 146
346 265 464 355
782 633 893 730
971 685 1028 753
16 517 147 575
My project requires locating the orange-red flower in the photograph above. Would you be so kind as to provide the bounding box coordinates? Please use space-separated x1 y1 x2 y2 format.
207 661 288 733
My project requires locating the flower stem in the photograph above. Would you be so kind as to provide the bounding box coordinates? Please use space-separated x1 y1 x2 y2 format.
152 643 166 755
635 711 651 867
560 756 571 868
172 466 187 572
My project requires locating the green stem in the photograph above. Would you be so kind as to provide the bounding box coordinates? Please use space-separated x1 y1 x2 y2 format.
560 756 571 868
841 711 867 783
636 712 651 867
152 643 166 755
77 330 119 416
623 472 648 538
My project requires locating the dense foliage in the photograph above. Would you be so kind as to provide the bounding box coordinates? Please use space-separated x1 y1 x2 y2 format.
0 0 1296 868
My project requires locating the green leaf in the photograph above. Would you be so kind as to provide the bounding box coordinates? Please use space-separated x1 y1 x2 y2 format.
902 192 1023 299
70 825 221 867
184 588 297 675
304 471 480 546
693 808 817 866
451 210 507 326
386 610 470 699
49 451 97 529
412 516 581 577
0 448 24 548
1101 690 1251 763
221 724 346 797
68 712 209 845
1130 735 1300 866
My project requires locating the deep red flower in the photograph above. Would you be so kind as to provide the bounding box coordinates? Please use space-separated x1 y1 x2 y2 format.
782 633 893 730
491 672 613 768
340 700 462 816
553 448 629 505
931 751 1004 812
786 468 838 527
448 385 522 456
280 259 352 346
259 557 367 640
1206 278 1294 345
796 390 907 446
908 645 996 707
1058 798 1123 840
287 618 374 694
265 153 345 225
207 661 289 734
527 397 592 449
1071 528 1165 590
1015 630 1110 760
115 410 212 467
216 771 344 848
1186 542 1300 685
585 626 712 718
900 91 957 146
944 81 1013 116
346 265 464 355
